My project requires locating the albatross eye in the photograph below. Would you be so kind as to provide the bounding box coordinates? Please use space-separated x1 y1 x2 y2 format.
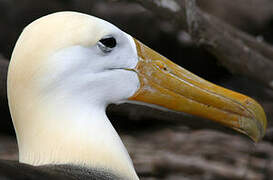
98 36 117 53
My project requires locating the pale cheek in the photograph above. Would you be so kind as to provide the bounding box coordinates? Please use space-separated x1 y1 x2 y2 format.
108 71 140 103
124 71 140 98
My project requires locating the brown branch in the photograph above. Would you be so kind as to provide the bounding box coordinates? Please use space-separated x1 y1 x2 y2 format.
116 0 273 90
197 0 273 31
123 129 273 179
185 0 273 88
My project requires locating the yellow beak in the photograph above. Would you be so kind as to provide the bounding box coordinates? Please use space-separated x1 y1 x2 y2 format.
129 39 267 142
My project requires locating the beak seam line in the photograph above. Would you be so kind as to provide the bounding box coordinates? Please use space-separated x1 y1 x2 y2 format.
167 69 256 120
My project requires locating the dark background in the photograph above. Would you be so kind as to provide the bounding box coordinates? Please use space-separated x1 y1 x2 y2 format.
0 1 273 179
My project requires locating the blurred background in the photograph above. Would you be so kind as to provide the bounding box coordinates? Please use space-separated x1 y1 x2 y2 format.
0 0 273 179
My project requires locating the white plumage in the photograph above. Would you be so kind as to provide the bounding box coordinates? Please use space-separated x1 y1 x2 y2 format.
9 12 139 179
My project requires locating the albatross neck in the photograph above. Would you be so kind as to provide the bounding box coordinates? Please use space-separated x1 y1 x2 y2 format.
15 97 139 180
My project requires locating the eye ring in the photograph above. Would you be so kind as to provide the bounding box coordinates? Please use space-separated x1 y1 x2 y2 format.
98 36 117 53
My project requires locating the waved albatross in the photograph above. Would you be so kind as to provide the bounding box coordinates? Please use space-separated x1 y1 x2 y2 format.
0 11 267 180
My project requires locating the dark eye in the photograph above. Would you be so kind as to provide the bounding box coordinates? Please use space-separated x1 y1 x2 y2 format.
98 37 117 53
100 37 116 48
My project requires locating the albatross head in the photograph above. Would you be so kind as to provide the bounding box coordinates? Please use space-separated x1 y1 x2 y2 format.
8 11 267 179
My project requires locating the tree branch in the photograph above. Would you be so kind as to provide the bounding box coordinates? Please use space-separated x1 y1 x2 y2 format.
117 0 273 89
